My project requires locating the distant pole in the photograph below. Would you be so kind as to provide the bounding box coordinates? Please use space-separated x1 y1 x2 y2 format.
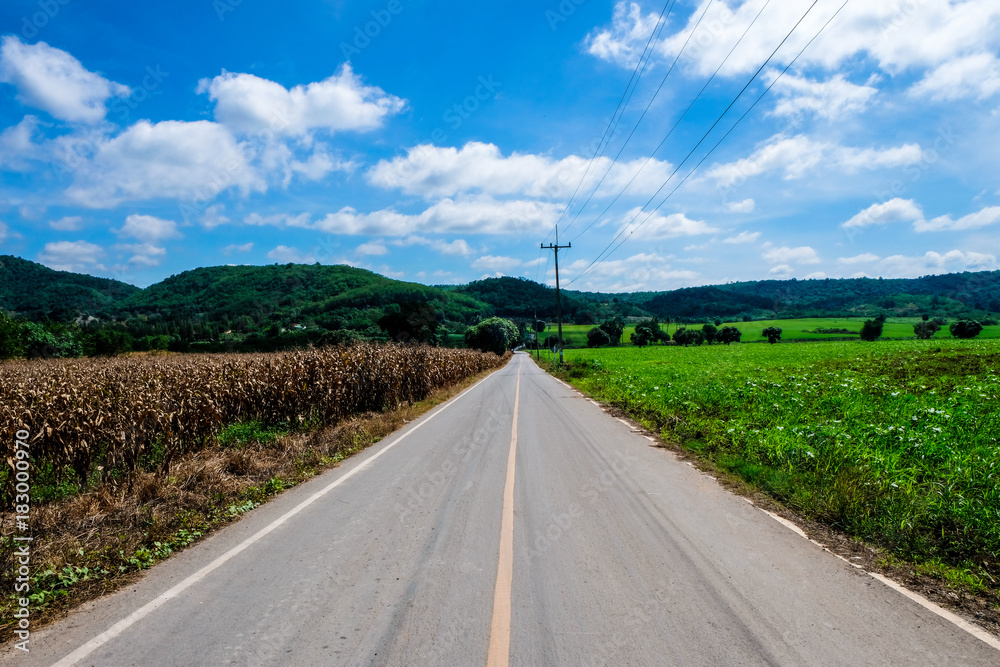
541 234 571 364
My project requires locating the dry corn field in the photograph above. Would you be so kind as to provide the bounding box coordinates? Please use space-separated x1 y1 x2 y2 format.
0 344 507 504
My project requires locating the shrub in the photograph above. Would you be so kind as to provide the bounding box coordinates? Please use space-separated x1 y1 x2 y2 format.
761 326 782 344
949 320 983 339
586 327 612 348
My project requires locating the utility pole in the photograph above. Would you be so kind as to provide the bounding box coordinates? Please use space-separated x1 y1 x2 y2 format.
541 238 571 364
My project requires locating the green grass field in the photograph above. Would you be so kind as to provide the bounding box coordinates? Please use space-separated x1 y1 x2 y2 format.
542 338 1000 590
538 318 1000 347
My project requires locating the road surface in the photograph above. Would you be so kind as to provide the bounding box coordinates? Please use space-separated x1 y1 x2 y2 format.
7 352 999 665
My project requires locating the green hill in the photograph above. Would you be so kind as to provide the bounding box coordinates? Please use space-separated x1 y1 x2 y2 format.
0 255 140 321
2 256 998 343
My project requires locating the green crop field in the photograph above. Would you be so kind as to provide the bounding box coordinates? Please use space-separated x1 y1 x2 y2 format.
541 338 1000 589
537 318 1000 348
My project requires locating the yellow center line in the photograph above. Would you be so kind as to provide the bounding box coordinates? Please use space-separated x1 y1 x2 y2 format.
487 361 520 667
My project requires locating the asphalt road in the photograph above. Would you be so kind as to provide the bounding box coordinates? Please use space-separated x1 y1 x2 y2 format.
7 352 999 665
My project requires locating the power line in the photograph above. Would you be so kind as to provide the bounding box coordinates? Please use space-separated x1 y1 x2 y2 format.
561 0 715 239
541 0 675 245
569 0 774 244
605 1 852 270
571 0 840 285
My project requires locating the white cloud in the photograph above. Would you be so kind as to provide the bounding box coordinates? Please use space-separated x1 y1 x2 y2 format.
916 206 1000 232
201 204 230 230
0 36 129 123
115 214 180 243
266 245 315 264
49 216 83 231
708 135 923 188
911 53 1000 101
838 253 880 265
223 242 253 254
367 141 674 200
0 116 45 170
37 240 106 272
843 200 1000 233
723 230 760 244
842 198 924 229
563 251 698 292
391 236 473 256
356 240 388 256
472 255 523 272
197 65 405 137
586 2 661 65
770 72 878 119
66 120 263 207
768 264 794 277
726 199 755 214
804 271 827 279
114 242 166 267
588 1 1000 78
762 244 820 265
618 209 717 240
876 250 997 277
307 196 564 236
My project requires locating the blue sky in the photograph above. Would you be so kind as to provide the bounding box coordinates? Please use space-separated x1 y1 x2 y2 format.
1 0 999 291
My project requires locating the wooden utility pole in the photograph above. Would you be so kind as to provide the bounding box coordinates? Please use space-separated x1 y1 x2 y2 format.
541 239 571 364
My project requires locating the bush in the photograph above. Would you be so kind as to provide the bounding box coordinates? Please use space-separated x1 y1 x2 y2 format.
761 326 782 344
859 318 884 341
717 326 742 345
702 323 717 344
586 327 612 348
673 328 704 347
913 321 940 340
464 317 519 355
949 320 983 339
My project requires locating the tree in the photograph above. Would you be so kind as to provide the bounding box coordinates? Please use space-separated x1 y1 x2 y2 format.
598 316 626 346
586 327 612 348
859 318 884 341
0 311 25 359
913 320 940 339
464 317 519 355
717 326 742 345
761 326 782 344
377 302 442 344
702 323 717 344
713 319 722 327
630 329 651 347
634 317 669 345
673 328 704 346
949 320 983 339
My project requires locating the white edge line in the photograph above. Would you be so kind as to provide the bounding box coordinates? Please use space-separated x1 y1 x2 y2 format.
867 572 1000 652
751 502 1000 653
51 368 501 667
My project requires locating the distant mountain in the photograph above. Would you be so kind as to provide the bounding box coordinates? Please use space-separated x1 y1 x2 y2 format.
641 273 1000 320
0 255 140 321
2 256 998 333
